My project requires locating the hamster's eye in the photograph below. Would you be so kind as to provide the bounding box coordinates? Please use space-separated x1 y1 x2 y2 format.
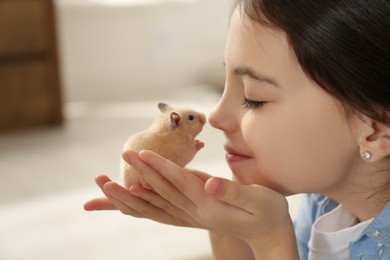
188 115 194 121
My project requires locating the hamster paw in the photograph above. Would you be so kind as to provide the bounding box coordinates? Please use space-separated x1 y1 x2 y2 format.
195 139 205 151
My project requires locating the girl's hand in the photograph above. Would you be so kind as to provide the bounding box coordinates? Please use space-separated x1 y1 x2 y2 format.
84 173 207 228
85 150 295 251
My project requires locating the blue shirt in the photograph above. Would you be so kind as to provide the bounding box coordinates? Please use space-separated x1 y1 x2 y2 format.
294 194 390 260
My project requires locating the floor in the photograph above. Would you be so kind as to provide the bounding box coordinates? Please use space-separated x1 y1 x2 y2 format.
0 86 302 260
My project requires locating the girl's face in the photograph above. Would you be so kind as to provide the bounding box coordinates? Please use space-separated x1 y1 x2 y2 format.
209 8 360 196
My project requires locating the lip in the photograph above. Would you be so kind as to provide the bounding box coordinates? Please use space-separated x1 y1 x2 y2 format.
224 145 252 163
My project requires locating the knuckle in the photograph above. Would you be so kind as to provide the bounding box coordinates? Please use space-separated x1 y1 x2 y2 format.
228 185 242 202
159 201 174 213
174 172 192 193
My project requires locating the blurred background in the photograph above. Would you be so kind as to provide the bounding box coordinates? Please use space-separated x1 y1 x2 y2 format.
0 0 301 259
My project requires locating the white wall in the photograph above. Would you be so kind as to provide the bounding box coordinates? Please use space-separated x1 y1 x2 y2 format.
55 0 229 102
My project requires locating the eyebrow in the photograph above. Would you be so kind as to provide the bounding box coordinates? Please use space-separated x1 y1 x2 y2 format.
223 62 281 88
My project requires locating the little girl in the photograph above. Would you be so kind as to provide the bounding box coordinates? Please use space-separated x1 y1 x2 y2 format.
85 0 390 259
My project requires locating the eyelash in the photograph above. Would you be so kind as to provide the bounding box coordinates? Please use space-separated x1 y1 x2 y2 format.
242 98 265 110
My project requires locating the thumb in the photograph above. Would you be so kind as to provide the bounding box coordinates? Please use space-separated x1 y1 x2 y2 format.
187 169 212 183
205 177 254 210
205 177 286 216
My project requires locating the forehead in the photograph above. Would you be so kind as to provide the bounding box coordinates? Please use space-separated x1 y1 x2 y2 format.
176 108 197 115
225 8 305 88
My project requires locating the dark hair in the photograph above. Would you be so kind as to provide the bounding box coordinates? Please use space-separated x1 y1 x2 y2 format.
235 0 390 125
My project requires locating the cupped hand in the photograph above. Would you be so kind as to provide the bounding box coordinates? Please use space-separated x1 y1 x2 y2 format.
85 150 293 245
84 173 205 228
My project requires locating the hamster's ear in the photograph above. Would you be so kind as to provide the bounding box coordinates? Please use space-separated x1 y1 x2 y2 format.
357 118 390 162
170 112 180 130
158 103 172 113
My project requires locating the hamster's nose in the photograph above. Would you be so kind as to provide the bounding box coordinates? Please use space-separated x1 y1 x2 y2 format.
199 113 206 125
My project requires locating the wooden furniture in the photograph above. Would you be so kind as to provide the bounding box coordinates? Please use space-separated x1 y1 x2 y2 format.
0 0 62 132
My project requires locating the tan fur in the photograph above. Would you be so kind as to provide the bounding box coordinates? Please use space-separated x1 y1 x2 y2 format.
121 103 206 188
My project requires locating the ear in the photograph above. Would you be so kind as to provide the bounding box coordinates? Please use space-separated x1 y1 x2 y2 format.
170 112 180 130
158 103 172 113
357 118 390 162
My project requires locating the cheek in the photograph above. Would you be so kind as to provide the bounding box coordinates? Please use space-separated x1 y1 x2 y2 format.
242 105 357 193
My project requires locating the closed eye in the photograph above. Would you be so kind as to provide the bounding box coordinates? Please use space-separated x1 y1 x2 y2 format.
242 98 265 109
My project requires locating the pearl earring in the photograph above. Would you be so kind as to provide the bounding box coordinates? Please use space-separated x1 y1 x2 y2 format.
361 151 373 161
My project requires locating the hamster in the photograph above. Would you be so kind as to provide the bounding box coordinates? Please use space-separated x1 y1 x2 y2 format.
121 102 206 189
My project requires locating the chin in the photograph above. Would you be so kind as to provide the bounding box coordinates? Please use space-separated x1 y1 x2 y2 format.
231 168 293 195
230 166 263 185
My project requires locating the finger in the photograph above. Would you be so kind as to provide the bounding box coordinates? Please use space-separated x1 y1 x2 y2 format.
129 184 200 227
205 177 262 214
95 174 112 189
84 197 116 211
186 169 212 183
135 150 208 204
83 175 116 211
101 181 144 217
103 181 192 226
122 150 199 212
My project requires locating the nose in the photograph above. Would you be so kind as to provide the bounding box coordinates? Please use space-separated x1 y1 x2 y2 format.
209 92 236 133
199 113 206 125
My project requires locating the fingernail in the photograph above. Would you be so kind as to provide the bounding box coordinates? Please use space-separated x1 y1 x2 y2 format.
129 185 140 196
122 152 133 164
207 178 224 196
103 182 120 197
